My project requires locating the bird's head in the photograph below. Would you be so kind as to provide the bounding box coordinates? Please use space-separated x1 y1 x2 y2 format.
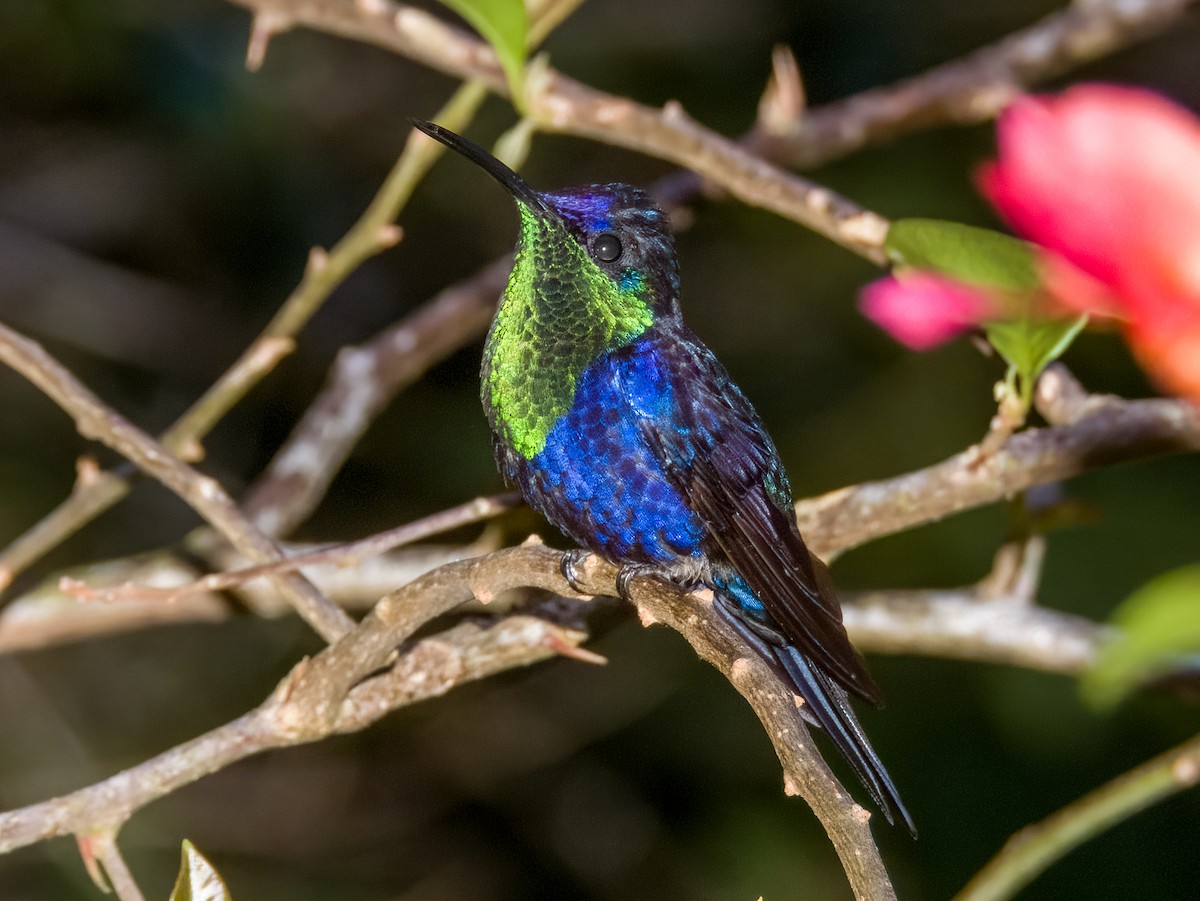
413 121 681 324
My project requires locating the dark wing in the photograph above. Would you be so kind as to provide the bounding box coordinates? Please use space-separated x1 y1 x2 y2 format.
620 327 882 705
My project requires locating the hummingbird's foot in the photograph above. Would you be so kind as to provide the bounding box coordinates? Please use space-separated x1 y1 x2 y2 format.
615 563 665 602
560 549 591 594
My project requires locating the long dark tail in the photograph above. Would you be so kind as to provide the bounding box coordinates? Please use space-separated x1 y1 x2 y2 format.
775 644 916 836
713 590 916 837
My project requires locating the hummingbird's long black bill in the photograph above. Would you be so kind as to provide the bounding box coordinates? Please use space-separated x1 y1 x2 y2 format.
411 119 553 217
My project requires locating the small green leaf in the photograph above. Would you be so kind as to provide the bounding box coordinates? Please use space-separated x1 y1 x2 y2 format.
886 218 1040 291
437 0 528 98
1083 564 1200 709
170 841 232 901
985 314 1088 406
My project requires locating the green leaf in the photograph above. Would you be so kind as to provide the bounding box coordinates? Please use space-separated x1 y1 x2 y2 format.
985 314 1088 406
437 0 528 98
1083 564 1200 709
170 841 232 901
886 218 1040 291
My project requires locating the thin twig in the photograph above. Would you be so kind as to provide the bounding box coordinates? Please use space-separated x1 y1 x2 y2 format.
954 731 1200 901
92 833 148 901
243 258 510 535
0 321 353 642
763 0 1200 168
66 492 522 605
167 81 487 453
0 465 128 593
0 544 483 653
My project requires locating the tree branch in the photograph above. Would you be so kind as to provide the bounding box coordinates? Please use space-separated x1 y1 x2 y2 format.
762 0 1200 167
0 321 353 642
843 587 1105 675
223 0 1200 261
241 257 510 536
0 544 895 899
797 380 1200 561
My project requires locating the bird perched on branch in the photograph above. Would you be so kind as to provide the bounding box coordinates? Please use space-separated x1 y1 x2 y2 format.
413 119 913 835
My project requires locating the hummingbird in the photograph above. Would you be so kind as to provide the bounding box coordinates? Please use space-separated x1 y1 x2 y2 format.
413 120 914 834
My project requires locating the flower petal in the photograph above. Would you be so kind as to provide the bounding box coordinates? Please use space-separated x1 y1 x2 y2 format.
981 83 1200 404
982 85 1200 306
860 272 994 350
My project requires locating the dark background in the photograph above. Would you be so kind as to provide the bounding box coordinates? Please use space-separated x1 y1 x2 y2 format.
0 1 1197 898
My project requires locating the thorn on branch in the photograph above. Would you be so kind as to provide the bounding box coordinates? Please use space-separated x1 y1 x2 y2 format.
76 834 110 894
176 436 205 463
975 378 1029 461
74 455 102 489
469 577 498 605
377 224 404 248
636 605 659 627
246 10 290 73
977 535 1046 602
78 831 146 901
544 630 607 665
306 246 330 276
1172 754 1200 787
757 44 806 138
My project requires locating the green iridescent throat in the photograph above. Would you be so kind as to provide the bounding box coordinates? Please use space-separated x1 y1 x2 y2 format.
483 205 654 460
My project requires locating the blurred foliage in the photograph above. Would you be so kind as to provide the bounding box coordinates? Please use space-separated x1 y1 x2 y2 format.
1084 566 1200 710
0 1 1198 899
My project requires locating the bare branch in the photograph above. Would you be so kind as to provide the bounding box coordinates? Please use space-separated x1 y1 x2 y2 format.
221 0 1199 260
562 553 897 900
0 545 896 900
0 550 589 853
843 587 1105 675
766 0 1200 168
243 258 510 535
797 388 1200 561
69 492 521 605
225 0 889 260
525 79 890 262
0 321 354 642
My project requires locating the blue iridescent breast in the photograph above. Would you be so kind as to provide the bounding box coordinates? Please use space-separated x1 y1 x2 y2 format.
511 337 705 564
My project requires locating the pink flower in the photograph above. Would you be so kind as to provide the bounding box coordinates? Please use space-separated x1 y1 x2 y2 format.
860 271 995 350
980 84 1200 403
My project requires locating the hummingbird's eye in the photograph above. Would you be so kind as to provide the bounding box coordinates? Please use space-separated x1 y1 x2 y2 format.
592 232 622 263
